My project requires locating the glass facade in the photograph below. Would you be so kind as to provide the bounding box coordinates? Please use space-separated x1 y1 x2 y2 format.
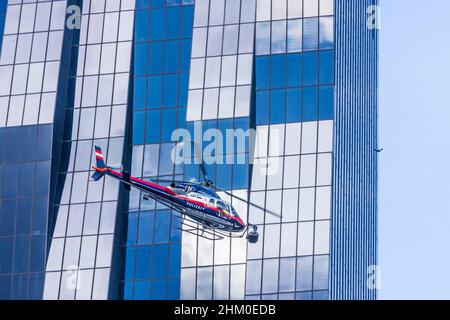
43 0 134 300
0 0 66 299
123 0 194 300
0 124 52 299
246 0 334 300
0 0 377 300
331 0 378 300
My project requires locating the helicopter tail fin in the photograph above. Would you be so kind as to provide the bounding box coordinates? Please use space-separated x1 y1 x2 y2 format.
91 146 107 181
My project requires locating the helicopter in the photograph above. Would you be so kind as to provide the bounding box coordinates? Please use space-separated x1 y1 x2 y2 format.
91 145 280 243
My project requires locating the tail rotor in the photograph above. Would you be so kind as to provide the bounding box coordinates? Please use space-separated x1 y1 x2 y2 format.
91 146 107 181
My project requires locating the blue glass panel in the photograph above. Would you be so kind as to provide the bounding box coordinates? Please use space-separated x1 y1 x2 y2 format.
256 91 269 125
272 20 287 53
149 42 164 75
0 128 4 160
136 0 151 9
319 16 333 49
0 237 13 274
152 0 165 7
255 56 270 90
178 73 189 106
0 200 15 236
18 162 33 198
159 143 176 175
28 273 44 300
319 86 334 120
168 242 181 277
138 211 154 244
162 108 177 142
151 244 168 278
34 161 50 197
288 19 302 52
216 164 232 190
146 110 161 143
125 247 136 280
303 52 318 86
296 291 312 300
177 106 186 128
163 74 178 107
164 41 179 74
2 164 18 198
20 126 36 161
0 275 11 299
148 76 162 108
256 22 271 55
134 281 150 299
216 118 232 137
319 50 334 85
170 217 182 242
233 164 248 189
167 0 181 6
133 111 145 145
16 199 31 236
270 89 286 124
32 198 47 235
287 88 302 123
135 10 150 41
313 291 329 300
180 40 191 72
154 210 170 243
134 43 148 76
303 87 318 121
30 235 46 272
135 246 152 279
13 237 29 273
287 53 302 88
304 18 319 51
134 77 147 109
184 163 200 182
150 9 165 41
12 274 27 300
167 278 180 300
180 6 194 38
166 7 180 39
271 55 286 89
234 117 250 130
4 127 20 163
150 279 166 299
36 125 53 160
127 213 138 245
124 281 133 300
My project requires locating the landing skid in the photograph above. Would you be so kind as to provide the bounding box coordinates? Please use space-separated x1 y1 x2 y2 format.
175 215 252 242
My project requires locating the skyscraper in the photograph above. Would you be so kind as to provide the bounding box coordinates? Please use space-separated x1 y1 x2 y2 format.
0 0 377 300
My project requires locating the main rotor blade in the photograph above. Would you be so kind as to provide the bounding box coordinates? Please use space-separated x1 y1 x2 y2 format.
191 140 210 185
217 187 281 218
152 178 202 185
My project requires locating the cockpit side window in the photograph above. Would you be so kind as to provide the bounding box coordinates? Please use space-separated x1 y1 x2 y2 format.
209 198 215 206
216 201 230 214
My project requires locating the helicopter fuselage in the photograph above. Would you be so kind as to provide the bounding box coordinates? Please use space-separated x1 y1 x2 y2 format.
95 167 246 233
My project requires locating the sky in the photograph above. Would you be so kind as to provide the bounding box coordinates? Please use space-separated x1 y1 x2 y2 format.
379 0 450 299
